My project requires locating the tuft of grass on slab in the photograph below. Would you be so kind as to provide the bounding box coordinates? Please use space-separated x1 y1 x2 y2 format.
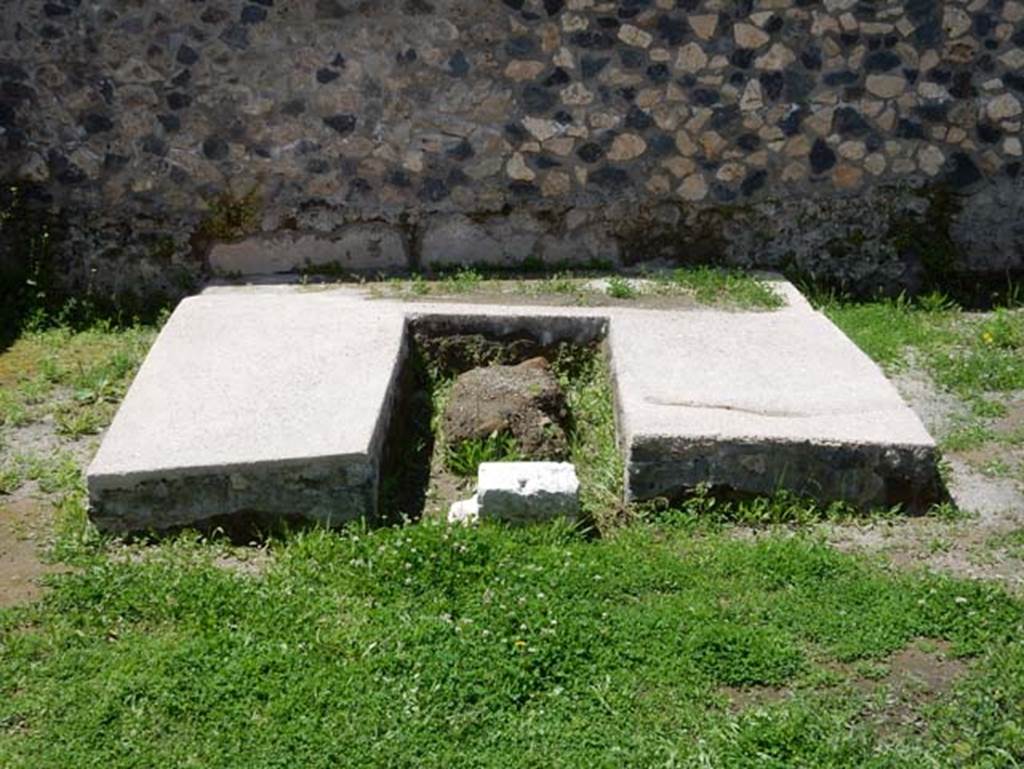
377 267 784 310
650 266 785 309
604 275 637 300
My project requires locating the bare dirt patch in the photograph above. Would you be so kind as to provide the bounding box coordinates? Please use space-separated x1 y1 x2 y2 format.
443 357 570 459
422 454 477 523
0 497 62 608
856 641 967 737
4 416 98 468
889 367 967 438
887 642 966 695
958 394 1024 476
211 550 272 577
991 395 1024 436
720 684 791 713
723 640 966 738
825 365 1024 589
0 416 97 607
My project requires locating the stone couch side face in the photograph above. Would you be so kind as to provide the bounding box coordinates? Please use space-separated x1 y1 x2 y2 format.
2 0 1023 304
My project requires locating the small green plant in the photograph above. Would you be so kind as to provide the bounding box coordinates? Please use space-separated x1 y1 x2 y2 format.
980 458 1013 478
930 500 971 522
197 187 262 241
0 461 23 495
22 451 83 495
991 528 1024 559
54 402 110 438
853 660 890 681
0 321 156 433
1005 279 1023 309
442 267 483 294
967 397 1007 419
539 273 579 296
942 420 997 452
409 274 431 295
916 291 959 313
653 266 783 309
978 308 1023 350
551 346 624 529
651 485 866 526
445 432 523 477
605 276 637 299
0 391 29 427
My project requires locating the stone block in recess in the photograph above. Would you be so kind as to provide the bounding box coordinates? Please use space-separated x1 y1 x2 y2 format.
477 462 580 524
447 494 480 525
209 225 407 276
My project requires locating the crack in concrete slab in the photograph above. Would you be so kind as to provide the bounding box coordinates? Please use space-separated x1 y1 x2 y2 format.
642 398 901 419
643 398 806 417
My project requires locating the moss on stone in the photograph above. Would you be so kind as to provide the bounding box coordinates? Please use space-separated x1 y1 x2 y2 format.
615 203 730 266
887 183 962 288
146 236 177 262
1 182 62 333
197 188 262 242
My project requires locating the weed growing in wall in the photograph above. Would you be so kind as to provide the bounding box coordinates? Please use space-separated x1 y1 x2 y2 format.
197 187 262 242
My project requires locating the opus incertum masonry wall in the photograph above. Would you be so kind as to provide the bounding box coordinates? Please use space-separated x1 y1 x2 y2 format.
1 0 1023 306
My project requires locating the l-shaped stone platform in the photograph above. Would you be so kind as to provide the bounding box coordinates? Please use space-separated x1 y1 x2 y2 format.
86 281 944 532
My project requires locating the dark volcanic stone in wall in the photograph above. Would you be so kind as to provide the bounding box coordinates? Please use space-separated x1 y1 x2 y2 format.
810 140 837 175
0 0 1022 304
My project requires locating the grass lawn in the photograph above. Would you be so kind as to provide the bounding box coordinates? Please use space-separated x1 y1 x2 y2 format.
3 522 1023 767
1 280 1023 767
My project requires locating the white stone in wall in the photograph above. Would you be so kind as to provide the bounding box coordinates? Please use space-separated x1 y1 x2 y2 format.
617 24 652 48
740 79 763 112
733 23 770 48
866 75 906 99
506 152 535 182
987 93 1022 122
688 14 717 40
918 146 945 177
943 7 971 38
675 43 708 73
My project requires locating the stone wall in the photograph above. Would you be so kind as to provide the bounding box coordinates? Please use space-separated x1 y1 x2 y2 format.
2 0 1023 306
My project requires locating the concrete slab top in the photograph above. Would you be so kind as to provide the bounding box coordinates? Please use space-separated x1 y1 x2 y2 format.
608 308 934 448
87 291 407 488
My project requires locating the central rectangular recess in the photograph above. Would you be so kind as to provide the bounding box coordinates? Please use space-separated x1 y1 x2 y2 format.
376 312 617 526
